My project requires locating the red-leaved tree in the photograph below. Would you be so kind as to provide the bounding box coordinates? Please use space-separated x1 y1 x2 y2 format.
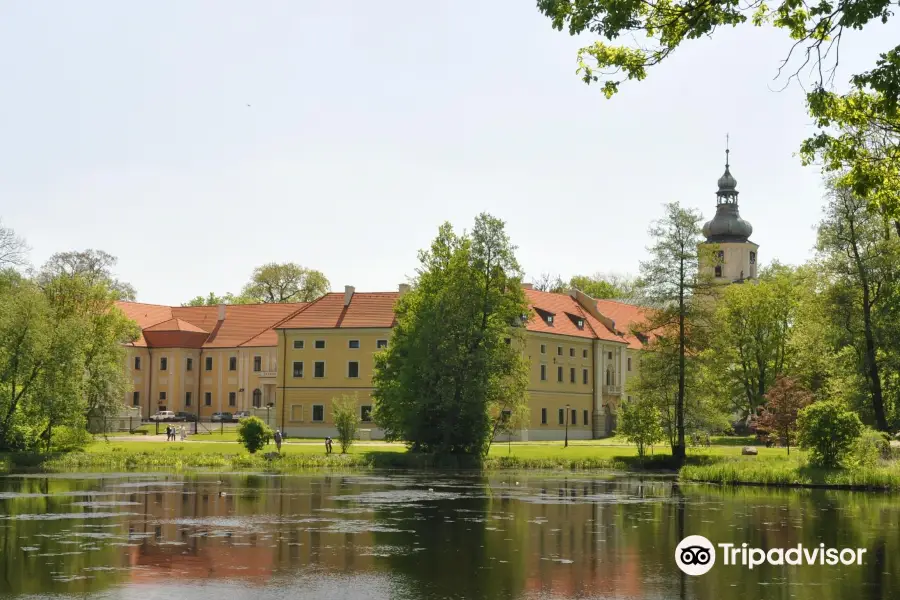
755 377 814 455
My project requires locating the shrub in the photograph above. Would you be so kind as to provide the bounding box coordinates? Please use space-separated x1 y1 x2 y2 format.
618 398 664 458
849 427 889 468
332 394 360 454
50 426 93 452
796 400 863 467
237 416 273 454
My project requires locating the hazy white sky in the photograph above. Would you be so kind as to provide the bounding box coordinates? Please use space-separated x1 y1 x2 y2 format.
2 1 897 305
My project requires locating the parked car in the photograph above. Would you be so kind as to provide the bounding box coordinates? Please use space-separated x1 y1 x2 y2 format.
174 411 198 422
234 411 250 420
150 410 175 422
211 412 234 423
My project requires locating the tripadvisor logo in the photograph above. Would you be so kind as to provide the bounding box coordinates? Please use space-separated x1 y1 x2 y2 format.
675 536 868 576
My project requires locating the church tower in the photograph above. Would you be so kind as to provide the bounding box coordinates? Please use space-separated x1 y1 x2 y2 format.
699 141 758 283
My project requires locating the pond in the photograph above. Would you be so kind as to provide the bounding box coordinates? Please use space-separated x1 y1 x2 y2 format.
0 472 895 599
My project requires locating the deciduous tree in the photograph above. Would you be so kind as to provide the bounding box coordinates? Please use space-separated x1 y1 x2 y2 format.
754 376 813 454
373 214 530 457
40 249 136 301
634 202 717 461
241 262 330 303
0 220 28 269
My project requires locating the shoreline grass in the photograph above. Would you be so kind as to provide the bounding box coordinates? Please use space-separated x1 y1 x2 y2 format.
680 458 900 491
4 438 899 491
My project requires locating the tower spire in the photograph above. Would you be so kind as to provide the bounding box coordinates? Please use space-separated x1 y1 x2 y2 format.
725 133 730 168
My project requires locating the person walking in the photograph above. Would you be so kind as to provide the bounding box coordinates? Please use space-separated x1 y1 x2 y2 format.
325 436 333 454
180 425 186 442
274 429 283 453
165 425 171 441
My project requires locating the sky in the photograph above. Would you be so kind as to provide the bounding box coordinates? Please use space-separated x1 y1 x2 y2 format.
1 1 898 306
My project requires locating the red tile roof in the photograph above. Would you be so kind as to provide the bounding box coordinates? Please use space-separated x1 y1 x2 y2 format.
594 299 655 349
115 301 305 349
275 292 398 329
524 289 625 344
144 317 208 333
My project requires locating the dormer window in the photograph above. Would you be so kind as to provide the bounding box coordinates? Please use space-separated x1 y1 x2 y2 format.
545 314 553 325
576 319 584 329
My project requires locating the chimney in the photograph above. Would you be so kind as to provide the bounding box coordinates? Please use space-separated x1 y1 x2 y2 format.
217 304 226 321
521 283 533 290
398 283 410 296
344 285 355 306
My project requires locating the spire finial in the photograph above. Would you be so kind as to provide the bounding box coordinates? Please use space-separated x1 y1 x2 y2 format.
725 133 730 168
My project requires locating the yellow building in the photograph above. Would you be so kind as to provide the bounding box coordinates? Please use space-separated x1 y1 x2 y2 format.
116 284 650 440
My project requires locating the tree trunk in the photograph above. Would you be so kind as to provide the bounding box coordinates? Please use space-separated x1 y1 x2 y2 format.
861 286 888 431
674 260 686 462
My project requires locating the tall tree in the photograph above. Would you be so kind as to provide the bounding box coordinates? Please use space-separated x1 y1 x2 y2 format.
635 202 716 461
40 250 136 301
701 264 801 420
816 182 900 431
0 272 138 450
0 220 28 269
373 214 530 457
241 262 330 303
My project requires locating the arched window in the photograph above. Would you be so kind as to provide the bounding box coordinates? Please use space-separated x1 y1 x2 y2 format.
252 388 262 408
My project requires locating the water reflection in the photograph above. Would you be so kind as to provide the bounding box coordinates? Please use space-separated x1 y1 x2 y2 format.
0 472 895 599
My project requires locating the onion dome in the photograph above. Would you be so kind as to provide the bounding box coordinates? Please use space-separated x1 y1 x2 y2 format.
702 142 753 243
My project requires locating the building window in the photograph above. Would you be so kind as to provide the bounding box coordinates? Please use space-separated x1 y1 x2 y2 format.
132 391 140 406
312 404 324 422
361 405 372 422
160 357 168 371
569 348 574 357
750 251 757 264
627 357 632 371
229 357 237 371
293 340 304 349
159 391 166 402
541 408 547 425
628 395 633 402
253 356 261 372
540 364 547 381
576 318 584 329
376 339 388 349
608 352 612 360
572 409 577 425
292 361 304 378
540 344 546 354
558 408 564 425
205 356 213 371
557 366 563 382
228 392 236 407
583 409 589 425
583 369 589 384
348 361 359 378
204 392 212 406
545 315 554 325
348 340 360 349
570 367 575 383
186 357 193 371
314 361 325 378
314 340 326 349
134 357 141 370
582 349 588 359
290 405 303 421
185 392 192 407
252 388 261 408
557 346 563 356
715 265 722 277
